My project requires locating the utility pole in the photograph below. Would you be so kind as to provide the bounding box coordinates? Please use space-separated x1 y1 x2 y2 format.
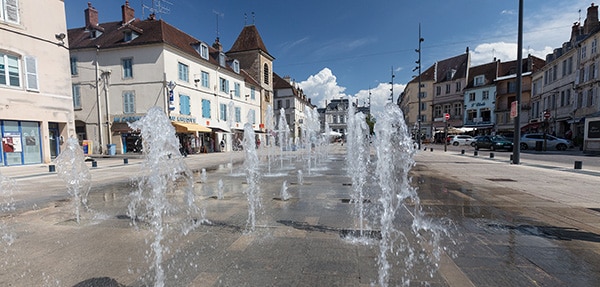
390 66 395 103
416 23 424 149
512 0 523 164
95 46 104 155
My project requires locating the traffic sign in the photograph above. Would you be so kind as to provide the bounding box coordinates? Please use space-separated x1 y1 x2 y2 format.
444 113 450 121
544 111 551 119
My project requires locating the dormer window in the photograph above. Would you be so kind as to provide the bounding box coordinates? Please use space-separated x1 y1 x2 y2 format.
474 75 485 86
446 69 456 81
219 52 226 67
232 60 240 73
200 44 209 60
90 29 102 39
123 30 138 42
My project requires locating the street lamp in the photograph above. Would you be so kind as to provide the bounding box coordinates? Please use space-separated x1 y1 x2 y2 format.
416 23 424 149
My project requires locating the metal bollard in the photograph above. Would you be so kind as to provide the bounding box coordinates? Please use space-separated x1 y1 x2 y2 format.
48 164 56 172
430 148 433 152
92 161 98 168
461 149 465 154
574 161 583 170
123 158 129 165
474 151 478 156
490 152 494 159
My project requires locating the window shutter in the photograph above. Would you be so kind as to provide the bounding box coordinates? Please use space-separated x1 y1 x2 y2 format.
25 56 39 91
6 0 19 23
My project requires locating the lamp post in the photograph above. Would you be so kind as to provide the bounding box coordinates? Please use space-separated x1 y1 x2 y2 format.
512 0 523 164
416 24 424 149
167 80 176 118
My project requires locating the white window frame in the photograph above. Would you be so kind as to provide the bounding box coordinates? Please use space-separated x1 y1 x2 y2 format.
178 62 189 82
1 0 19 24
24 56 38 91
123 91 136 114
0 52 21 88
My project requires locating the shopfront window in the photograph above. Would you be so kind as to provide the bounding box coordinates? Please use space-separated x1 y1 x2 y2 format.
1 120 41 165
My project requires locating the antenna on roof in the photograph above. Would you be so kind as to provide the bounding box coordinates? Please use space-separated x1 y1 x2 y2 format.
213 10 224 39
244 13 247 26
252 12 255 25
142 0 173 19
579 9 582 23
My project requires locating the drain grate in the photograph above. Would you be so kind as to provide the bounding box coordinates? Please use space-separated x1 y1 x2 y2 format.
486 178 516 182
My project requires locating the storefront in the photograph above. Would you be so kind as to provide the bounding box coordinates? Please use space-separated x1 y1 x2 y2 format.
1 120 42 166
172 121 212 154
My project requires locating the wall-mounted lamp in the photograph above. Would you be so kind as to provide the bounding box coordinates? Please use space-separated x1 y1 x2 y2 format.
55 33 66 44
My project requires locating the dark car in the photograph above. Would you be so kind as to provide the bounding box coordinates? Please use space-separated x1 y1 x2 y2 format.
473 135 514 151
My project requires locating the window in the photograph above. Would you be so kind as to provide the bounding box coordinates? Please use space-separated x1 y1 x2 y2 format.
436 86 441 95
24 56 38 91
469 92 476 101
507 81 516 93
122 58 133 79
123 31 138 42
249 109 256 124
286 99 290 108
1 0 19 23
455 82 461 92
482 90 490 100
467 109 477 121
582 45 587 60
178 62 189 82
202 99 211 118
552 64 558 81
219 77 229 93
219 103 227 120
445 84 451 93
219 53 226 67
443 104 451 114
567 56 573 74
200 44 209 60
591 63 597 80
70 57 78 75
72 85 81 109
123 91 135 114
453 103 462 116
234 106 241 122
277 100 282 109
593 38 598 54
0 53 20 87
419 92 427 98
179 94 190 115
434 105 442 117
201 71 209 88
234 82 240 97
474 75 485 86
263 63 269 85
587 89 594 106
250 86 256 100
566 89 571 106
232 60 240 73
420 102 427 111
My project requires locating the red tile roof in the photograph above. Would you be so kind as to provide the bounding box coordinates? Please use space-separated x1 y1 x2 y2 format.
227 25 274 59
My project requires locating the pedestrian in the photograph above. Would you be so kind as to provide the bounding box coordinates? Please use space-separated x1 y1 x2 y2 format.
220 140 225 151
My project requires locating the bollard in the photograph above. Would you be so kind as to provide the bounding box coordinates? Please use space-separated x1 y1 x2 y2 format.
461 149 465 155
574 161 583 170
489 152 494 159
49 164 56 172
92 161 97 168
510 154 513 163
430 148 433 152
123 158 129 165
474 151 478 156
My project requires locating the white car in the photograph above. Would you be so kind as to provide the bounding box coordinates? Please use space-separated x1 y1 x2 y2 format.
520 134 574 151
448 135 474 146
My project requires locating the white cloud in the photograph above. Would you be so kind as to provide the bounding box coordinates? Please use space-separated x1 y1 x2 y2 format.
297 68 347 107
470 42 554 66
299 68 404 117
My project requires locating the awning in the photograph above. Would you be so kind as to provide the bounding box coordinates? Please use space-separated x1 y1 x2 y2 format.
172 122 212 133
208 126 231 133
520 122 542 131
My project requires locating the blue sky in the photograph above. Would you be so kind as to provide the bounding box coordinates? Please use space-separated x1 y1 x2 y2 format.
65 0 591 115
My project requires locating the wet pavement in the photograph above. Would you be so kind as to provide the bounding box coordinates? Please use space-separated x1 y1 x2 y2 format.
1 145 600 286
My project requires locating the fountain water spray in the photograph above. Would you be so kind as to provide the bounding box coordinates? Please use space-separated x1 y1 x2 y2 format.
1 172 16 248
265 105 276 174
277 108 289 169
373 103 449 286
297 170 303 186
242 117 262 232
200 168 207 183
127 107 200 287
280 180 290 201
217 179 224 200
345 104 370 235
54 137 91 224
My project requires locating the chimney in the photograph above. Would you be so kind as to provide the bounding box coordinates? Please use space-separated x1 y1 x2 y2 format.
212 37 223 52
584 3 600 34
85 2 99 29
283 75 291 83
571 22 582 42
121 0 135 24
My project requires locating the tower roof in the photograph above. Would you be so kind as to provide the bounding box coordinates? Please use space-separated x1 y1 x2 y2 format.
227 25 274 59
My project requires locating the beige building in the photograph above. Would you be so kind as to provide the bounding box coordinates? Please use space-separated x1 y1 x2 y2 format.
399 64 435 142
1 0 74 166
272 73 315 140
68 2 262 154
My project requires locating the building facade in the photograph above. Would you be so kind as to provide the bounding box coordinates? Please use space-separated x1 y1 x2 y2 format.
272 73 314 140
462 61 498 133
68 2 262 154
1 0 74 166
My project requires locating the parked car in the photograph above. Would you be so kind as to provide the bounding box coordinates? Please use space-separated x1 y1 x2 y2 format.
470 136 484 147
520 133 574 151
447 135 474 146
473 135 514 151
